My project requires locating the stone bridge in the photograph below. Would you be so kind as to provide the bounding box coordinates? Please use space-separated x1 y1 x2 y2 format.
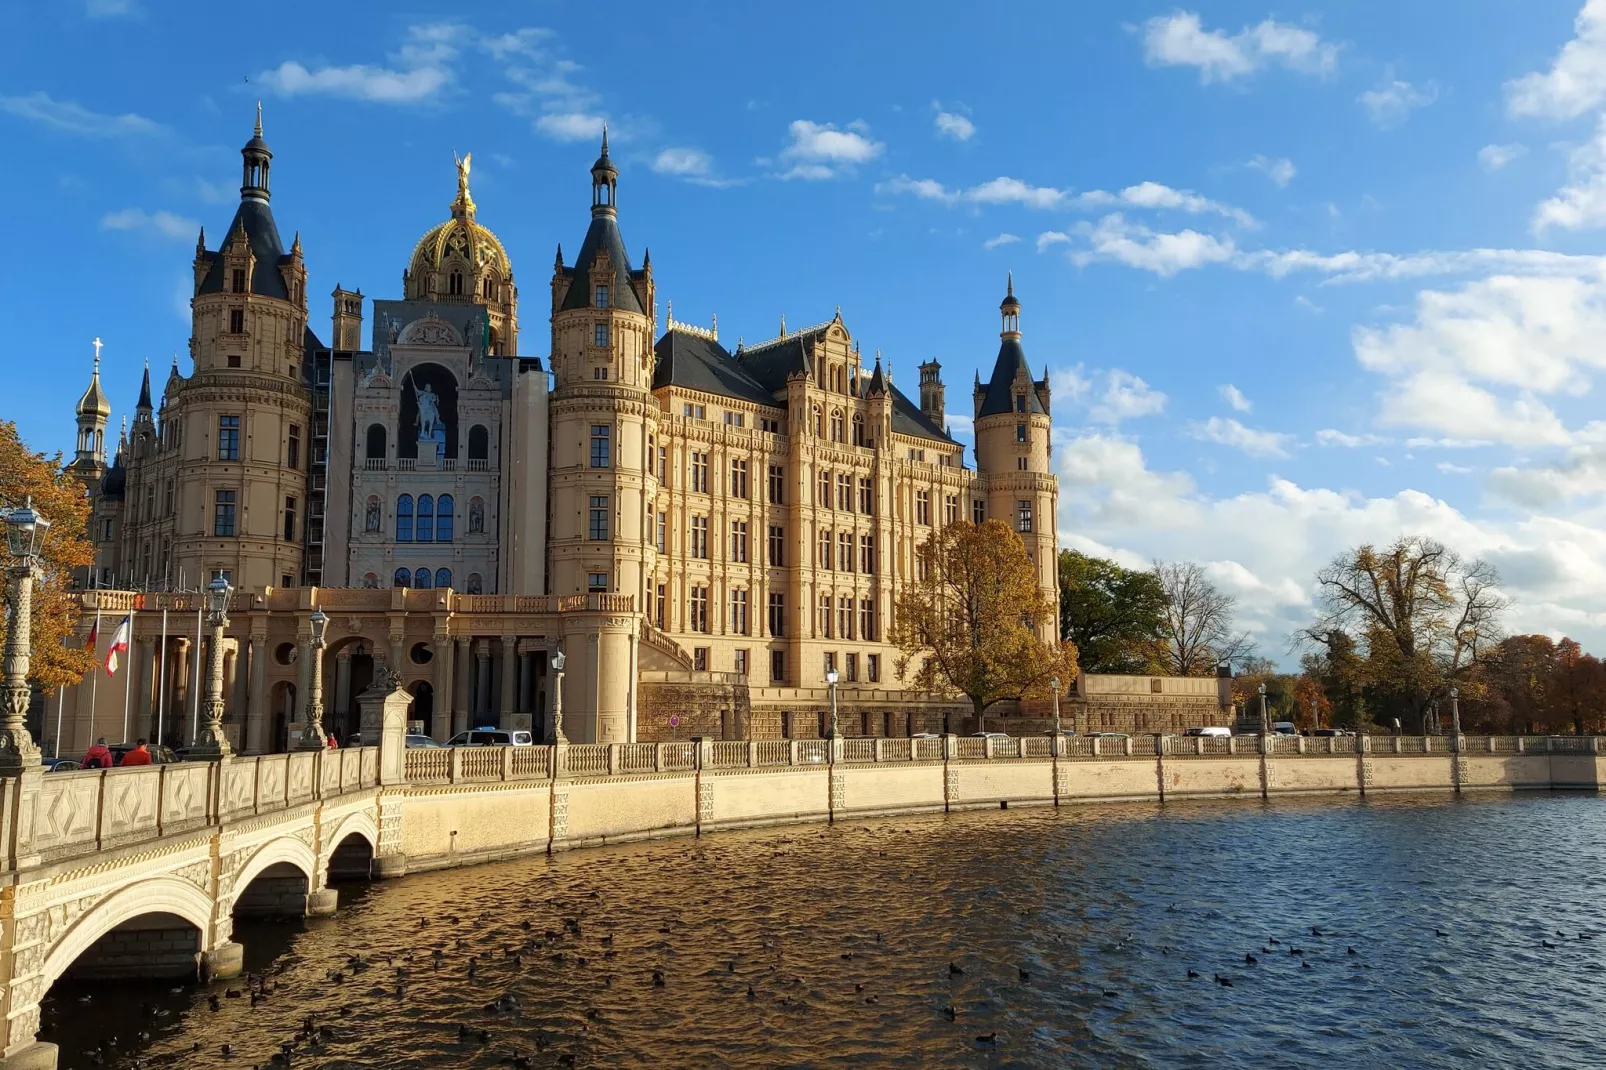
2 681 1604 1067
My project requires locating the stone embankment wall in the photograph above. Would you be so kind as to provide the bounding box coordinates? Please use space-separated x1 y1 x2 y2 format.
392 735 1606 873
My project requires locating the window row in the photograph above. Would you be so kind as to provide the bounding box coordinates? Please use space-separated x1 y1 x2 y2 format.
816 530 875 573
364 424 490 462
817 470 876 514
372 568 484 593
809 405 870 446
820 651 881 684
396 494 456 542
817 596 879 642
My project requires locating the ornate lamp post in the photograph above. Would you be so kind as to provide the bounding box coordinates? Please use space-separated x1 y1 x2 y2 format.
825 667 840 740
299 609 329 750
0 499 49 775
192 576 234 759
1257 681 1269 736
1449 686 1462 737
550 648 567 744
1050 674 1063 734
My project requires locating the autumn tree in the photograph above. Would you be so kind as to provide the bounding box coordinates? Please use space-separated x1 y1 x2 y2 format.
1549 639 1606 735
1058 550 1167 673
1302 535 1506 732
892 520 1076 732
1301 630 1367 730
0 422 95 693
1152 560 1255 676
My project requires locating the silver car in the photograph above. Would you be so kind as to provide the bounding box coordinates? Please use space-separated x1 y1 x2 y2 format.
446 729 534 747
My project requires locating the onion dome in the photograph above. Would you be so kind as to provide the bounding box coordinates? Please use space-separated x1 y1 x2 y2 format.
406 151 513 300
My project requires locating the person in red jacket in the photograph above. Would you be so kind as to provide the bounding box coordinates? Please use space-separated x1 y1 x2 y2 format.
82 737 113 769
120 739 153 766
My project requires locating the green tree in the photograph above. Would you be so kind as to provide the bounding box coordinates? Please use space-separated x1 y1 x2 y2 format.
893 521 1076 732
1057 550 1167 674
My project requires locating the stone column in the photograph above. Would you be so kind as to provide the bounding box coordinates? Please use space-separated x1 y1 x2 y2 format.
499 636 517 721
516 652 532 713
454 637 471 734
334 648 353 723
388 628 406 684
433 632 454 742
474 642 492 723
135 637 156 741
247 636 267 754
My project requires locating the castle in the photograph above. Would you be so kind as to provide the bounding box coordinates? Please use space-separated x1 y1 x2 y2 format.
56 112 1061 751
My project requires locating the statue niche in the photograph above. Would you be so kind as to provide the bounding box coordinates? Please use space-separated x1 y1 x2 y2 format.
397 362 459 462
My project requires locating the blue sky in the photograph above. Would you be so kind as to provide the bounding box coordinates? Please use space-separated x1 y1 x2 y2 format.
6 0 1606 664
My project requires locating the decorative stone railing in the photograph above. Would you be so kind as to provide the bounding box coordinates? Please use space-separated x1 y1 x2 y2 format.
29 748 379 865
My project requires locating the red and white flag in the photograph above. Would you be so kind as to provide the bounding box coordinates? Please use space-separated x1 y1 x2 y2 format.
104 615 131 676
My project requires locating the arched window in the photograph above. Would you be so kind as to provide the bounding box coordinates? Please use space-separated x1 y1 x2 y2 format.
482 275 496 300
435 568 452 589
468 425 489 461
449 271 464 296
830 409 844 442
365 423 386 461
467 572 483 595
417 494 434 542
437 494 454 542
393 567 410 588
852 413 865 447
396 495 413 541
414 568 432 589
812 404 823 437
362 572 379 588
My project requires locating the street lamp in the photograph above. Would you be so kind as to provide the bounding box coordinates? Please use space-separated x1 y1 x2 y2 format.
550 648 567 744
1050 675 1063 737
300 608 329 750
192 575 234 759
0 499 49 775
1449 686 1462 737
1257 681 1269 736
825 667 840 741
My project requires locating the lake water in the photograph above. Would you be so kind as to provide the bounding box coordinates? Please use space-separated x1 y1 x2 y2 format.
44 792 1606 1068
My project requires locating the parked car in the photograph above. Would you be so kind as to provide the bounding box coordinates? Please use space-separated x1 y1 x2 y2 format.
911 732 944 739
1184 726 1231 738
445 729 534 747
43 756 80 772
109 743 180 765
406 734 444 748
1090 732 1130 739
1271 722 1299 736
970 732 1012 740
346 731 443 748
1311 728 1354 737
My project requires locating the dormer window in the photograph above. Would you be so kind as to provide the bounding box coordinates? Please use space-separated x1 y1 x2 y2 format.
1015 394 1026 413
231 269 246 294
594 323 609 347
595 285 609 308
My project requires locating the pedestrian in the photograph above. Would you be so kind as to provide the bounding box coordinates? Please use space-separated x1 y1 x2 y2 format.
82 736 113 769
120 738 153 766
326 731 339 749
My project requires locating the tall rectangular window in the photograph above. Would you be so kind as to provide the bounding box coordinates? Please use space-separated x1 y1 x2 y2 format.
656 511 666 553
730 589 749 635
658 445 668 483
218 415 240 460
771 649 786 683
839 532 853 573
690 516 708 558
691 452 709 492
819 594 833 638
818 469 831 507
229 309 244 334
839 596 853 641
1017 500 1033 533
973 499 986 525
594 323 609 347
916 490 930 526
588 572 609 593
824 651 837 677
768 525 785 567
818 529 832 570
945 495 959 525
595 285 609 308
868 653 880 683
283 496 297 542
730 459 748 498
860 534 874 574
838 474 852 512
860 598 876 642
287 424 301 469
214 489 237 536
589 496 609 540
1017 422 1028 442
231 268 245 293
689 585 709 633
730 521 749 563
846 652 858 683
694 647 709 671
734 648 749 675
655 583 666 628
768 465 785 503
858 477 873 514
590 425 610 468
768 593 786 637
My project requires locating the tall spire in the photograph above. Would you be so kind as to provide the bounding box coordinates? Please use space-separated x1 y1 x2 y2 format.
240 103 272 202
136 359 153 411
76 337 111 419
254 99 263 138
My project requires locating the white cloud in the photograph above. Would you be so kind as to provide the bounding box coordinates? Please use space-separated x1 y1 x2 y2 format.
0 91 163 136
1315 429 1391 448
1248 154 1296 187
933 102 975 141
1294 295 1323 312
1115 181 1257 226
256 59 451 103
1438 462 1474 475
1358 77 1438 127
878 175 959 204
1219 384 1252 412
100 208 198 240
968 176 1067 209
536 112 605 141
880 175 1255 225
1086 369 1167 424
1188 416 1294 458
1036 231 1072 253
1534 114 1606 231
651 147 711 176
1506 0 1606 120
1478 143 1528 171
777 119 882 180
1074 213 1238 277
983 233 1020 250
1141 11 1338 84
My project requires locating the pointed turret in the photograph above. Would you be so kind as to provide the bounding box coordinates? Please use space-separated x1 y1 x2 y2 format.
557 133 645 314
241 101 272 202
70 338 111 489
976 274 1044 419
136 360 153 412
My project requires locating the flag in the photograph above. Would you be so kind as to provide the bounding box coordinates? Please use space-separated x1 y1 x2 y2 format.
85 614 99 650
105 615 131 676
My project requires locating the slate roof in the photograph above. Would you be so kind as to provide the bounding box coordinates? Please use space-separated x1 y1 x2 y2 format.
196 199 290 301
977 337 1046 418
653 329 773 405
559 214 643 313
891 386 954 443
735 328 827 393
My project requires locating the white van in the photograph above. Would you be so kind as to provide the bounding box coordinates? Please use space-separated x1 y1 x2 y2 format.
1183 726 1231 738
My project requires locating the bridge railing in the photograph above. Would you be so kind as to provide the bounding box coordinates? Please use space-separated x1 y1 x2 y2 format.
28 748 380 865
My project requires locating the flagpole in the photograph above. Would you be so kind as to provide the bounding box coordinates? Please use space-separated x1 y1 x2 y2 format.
121 608 134 744
50 690 60 760
157 608 168 748
87 608 101 748
191 605 202 744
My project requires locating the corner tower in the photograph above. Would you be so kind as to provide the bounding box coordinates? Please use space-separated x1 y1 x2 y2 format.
548 131 656 743
974 275 1058 637
68 339 111 492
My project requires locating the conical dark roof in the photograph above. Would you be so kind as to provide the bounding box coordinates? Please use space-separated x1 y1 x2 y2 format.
561 213 642 313
977 338 1045 418
135 363 153 410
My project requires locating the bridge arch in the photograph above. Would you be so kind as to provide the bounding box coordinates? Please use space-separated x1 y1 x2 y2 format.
233 834 318 896
322 811 379 881
43 877 214 990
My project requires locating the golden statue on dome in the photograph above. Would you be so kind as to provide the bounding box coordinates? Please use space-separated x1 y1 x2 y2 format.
452 151 475 217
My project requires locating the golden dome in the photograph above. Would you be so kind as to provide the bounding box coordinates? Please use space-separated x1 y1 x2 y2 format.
406 153 513 295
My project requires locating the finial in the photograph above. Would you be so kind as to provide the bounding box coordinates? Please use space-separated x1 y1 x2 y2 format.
835 303 842 319
600 124 610 156
875 347 881 364
171 353 179 368
195 227 206 255
711 313 717 340
554 242 564 270
1007 270 1014 297
779 313 787 337
291 230 302 255
666 299 673 324
92 336 103 372
643 247 651 269
254 100 263 137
